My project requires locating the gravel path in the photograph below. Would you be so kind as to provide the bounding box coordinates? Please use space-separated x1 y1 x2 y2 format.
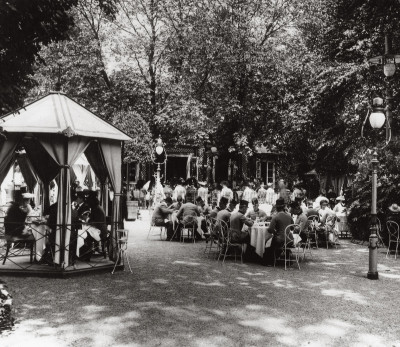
1 210 400 347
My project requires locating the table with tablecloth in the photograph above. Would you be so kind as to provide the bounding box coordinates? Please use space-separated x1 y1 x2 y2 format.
250 223 272 257
29 221 50 261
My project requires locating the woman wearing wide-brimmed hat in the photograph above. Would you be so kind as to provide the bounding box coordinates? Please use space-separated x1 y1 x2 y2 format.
333 196 347 214
387 203 400 225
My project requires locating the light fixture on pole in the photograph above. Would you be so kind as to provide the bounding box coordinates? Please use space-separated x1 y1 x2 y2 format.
360 96 392 280
151 136 167 206
369 34 399 143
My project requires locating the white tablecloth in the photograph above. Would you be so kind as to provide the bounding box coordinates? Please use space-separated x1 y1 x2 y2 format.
250 224 272 257
30 222 49 261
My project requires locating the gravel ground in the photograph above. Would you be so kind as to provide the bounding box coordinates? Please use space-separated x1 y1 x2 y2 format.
1 210 400 347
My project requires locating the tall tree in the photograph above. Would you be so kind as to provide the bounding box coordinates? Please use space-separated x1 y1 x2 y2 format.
0 0 78 114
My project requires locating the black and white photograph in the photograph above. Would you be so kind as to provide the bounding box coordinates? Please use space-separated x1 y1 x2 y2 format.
0 0 400 346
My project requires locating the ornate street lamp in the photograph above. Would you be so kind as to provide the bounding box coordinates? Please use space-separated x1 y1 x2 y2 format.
361 97 392 280
364 35 400 280
151 136 166 206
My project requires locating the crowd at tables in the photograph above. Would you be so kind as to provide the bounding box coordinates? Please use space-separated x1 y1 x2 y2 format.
147 178 349 265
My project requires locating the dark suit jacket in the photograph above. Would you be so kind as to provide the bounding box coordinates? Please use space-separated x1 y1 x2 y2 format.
268 211 294 244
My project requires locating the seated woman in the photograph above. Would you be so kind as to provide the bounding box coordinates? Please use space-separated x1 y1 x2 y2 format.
245 198 267 222
292 204 308 242
4 193 35 239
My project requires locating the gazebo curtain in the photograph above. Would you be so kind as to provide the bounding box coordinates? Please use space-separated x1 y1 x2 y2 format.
23 138 60 210
0 135 20 186
16 154 38 193
85 141 109 211
72 156 90 188
39 135 90 266
99 139 122 258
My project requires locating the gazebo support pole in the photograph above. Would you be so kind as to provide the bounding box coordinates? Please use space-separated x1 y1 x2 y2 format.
60 138 69 267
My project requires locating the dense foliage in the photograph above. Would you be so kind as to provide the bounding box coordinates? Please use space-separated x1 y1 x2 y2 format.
3 0 400 240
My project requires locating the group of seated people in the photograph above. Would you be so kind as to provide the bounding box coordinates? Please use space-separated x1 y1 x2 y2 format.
151 188 347 265
3 189 108 265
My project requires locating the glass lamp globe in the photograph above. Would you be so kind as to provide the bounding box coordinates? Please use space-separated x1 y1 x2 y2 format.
369 111 386 129
155 145 164 155
384 62 396 77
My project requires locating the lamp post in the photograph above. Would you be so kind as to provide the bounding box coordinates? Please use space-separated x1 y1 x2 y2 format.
366 35 399 279
152 137 166 206
361 97 390 280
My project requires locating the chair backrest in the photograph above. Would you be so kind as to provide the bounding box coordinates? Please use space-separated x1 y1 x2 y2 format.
205 215 214 234
307 215 320 230
215 219 229 241
386 221 400 240
284 224 298 245
117 229 129 245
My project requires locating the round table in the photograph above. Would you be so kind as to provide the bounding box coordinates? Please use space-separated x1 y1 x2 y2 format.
250 223 272 257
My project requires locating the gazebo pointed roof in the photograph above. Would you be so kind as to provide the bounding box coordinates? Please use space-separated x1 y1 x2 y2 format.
0 92 131 141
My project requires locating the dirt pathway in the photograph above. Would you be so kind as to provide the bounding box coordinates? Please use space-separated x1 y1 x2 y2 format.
1 210 400 347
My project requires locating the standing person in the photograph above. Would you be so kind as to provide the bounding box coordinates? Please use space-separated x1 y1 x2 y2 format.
197 181 209 205
263 198 294 266
12 165 24 203
265 182 275 205
278 179 291 205
257 184 267 204
220 181 233 203
333 196 347 213
211 183 221 208
173 178 186 202
242 182 254 203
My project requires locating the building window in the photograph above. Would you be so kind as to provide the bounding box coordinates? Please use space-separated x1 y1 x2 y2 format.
258 160 275 186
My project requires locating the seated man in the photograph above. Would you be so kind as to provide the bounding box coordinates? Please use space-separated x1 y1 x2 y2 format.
245 198 267 222
263 198 294 266
170 195 183 211
229 200 253 246
152 199 175 240
176 199 202 240
217 199 237 226
196 196 212 216
209 197 228 219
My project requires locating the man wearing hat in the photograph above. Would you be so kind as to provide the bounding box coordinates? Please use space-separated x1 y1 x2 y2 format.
229 200 254 244
209 196 228 219
264 198 294 265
